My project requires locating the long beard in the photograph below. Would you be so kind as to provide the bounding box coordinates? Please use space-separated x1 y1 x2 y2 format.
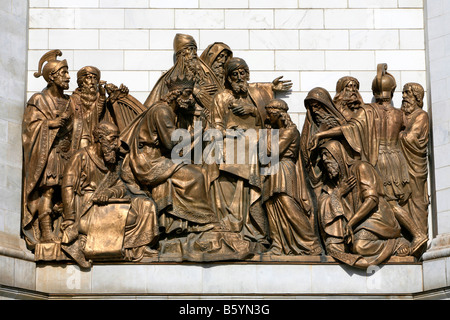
101 144 117 164
177 97 196 111
80 85 98 107
230 80 248 94
103 150 117 164
314 112 340 129
182 56 202 81
211 61 225 83
339 90 364 110
401 98 416 115
325 161 340 179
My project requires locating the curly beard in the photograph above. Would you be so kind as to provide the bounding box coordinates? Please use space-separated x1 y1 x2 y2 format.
230 80 249 94
337 89 364 110
211 60 225 83
79 84 98 107
401 97 417 115
102 145 117 164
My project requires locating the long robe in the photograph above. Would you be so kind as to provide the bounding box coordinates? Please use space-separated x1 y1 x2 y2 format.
400 108 430 234
319 148 406 268
210 84 274 244
61 145 158 260
262 127 321 255
22 88 72 247
120 101 217 233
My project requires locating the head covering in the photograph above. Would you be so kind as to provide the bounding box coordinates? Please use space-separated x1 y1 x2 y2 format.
77 66 101 81
76 66 101 87
166 74 195 92
319 140 354 179
224 57 249 77
372 63 396 101
336 76 360 94
34 49 68 83
200 42 233 67
305 87 336 112
304 87 346 128
173 33 197 55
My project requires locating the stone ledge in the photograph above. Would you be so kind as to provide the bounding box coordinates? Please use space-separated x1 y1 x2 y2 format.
35 258 423 296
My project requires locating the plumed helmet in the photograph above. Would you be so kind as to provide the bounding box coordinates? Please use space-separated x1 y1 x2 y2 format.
372 63 396 100
34 49 68 83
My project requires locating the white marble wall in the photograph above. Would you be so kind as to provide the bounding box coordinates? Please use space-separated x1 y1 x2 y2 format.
0 0 36 293
27 0 427 131
426 0 450 235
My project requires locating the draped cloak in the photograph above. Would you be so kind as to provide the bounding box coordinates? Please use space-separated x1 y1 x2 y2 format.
22 88 72 247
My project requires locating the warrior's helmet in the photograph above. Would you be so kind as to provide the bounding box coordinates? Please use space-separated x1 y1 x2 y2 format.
34 49 68 83
372 63 397 101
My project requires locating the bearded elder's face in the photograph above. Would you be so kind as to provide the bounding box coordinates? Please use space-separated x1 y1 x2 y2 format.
228 68 249 94
321 150 340 180
340 81 364 110
211 50 230 81
52 67 70 90
401 86 418 115
99 131 120 164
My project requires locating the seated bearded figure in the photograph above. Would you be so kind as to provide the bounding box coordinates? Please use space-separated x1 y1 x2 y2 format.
60 121 158 268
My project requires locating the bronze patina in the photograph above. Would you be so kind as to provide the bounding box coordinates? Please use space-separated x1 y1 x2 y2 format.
22 36 430 269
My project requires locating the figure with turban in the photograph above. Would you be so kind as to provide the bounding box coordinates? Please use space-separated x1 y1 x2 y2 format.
68 65 107 153
22 50 72 248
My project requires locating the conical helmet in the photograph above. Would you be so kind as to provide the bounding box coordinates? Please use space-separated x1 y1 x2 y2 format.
372 63 396 101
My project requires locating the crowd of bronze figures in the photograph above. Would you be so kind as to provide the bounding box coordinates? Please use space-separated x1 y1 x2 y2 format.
22 34 429 269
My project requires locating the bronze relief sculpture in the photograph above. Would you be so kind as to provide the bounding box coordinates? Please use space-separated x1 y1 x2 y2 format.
22 35 430 269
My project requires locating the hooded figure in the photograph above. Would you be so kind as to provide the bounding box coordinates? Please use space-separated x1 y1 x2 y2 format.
299 87 347 197
318 140 410 268
200 42 233 86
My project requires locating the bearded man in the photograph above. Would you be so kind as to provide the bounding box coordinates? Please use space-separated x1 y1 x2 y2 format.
333 76 366 121
318 140 411 268
143 34 222 120
309 64 428 254
400 82 430 237
60 122 158 268
22 50 72 247
120 75 219 236
69 66 107 152
211 57 290 246
299 87 347 198
200 42 233 87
